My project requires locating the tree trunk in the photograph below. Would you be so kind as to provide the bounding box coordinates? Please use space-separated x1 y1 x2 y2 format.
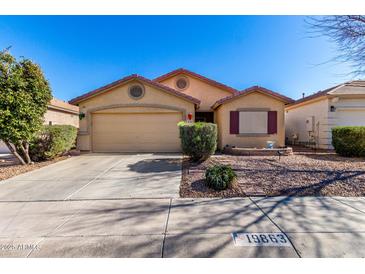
24 142 32 164
19 141 32 164
4 141 27 165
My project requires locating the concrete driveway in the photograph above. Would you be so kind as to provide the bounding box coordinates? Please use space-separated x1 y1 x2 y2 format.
0 153 182 201
1 155 365 257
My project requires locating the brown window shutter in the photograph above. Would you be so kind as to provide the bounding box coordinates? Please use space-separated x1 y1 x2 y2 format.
230 111 239 134
267 111 277 134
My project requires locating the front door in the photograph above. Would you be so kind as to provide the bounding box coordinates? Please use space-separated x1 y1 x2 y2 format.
195 112 214 123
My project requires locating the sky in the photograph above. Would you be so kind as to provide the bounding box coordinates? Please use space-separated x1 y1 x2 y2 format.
0 16 356 101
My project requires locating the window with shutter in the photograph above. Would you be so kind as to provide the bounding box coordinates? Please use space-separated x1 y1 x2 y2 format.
231 110 278 135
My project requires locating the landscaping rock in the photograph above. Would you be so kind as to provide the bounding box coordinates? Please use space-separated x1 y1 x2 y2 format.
0 156 68 181
181 151 365 197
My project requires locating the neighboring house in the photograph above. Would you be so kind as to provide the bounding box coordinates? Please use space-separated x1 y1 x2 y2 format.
69 68 293 153
0 98 79 153
285 80 365 149
44 98 80 127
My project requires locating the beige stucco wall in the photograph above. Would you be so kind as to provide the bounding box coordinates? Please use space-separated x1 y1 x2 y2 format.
76 80 196 151
285 98 331 149
159 74 232 111
43 109 79 128
215 91 286 149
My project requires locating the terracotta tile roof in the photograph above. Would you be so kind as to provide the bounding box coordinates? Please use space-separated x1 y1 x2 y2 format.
69 74 201 106
48 98 79 114
154 68 238 94
211 85 294 109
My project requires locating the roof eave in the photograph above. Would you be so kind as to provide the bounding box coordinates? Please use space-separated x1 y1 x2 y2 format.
211 103 220 110
47 104 79 114
211 87 294 109
69 74 138 104
69 74 201 107
154 68 238 94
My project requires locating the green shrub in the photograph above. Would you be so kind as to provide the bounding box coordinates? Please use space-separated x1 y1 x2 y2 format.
332 126 365 157
178 121 217 161
30 125 78 161
205 164 237 191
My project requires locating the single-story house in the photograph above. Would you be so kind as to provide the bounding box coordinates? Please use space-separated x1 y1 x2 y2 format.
285 80 365 149
0 98 79 153
69 68 294 153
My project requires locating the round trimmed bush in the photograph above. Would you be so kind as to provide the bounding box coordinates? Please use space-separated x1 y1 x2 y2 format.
332 126 365 157
178 121 217 161
205 164 237 191
29 125 78 161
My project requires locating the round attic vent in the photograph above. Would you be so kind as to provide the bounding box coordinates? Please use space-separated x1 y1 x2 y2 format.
128 83 145 100
176 77 189 90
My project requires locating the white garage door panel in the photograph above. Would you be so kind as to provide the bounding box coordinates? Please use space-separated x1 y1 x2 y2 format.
337 110 365 126
92 113 182 152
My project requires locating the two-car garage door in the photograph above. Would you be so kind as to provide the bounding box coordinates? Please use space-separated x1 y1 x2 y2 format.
92 112 182 152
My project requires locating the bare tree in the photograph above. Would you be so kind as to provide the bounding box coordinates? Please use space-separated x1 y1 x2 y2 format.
307 16 365 76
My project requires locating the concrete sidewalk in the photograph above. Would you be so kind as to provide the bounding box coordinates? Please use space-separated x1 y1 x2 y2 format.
1 196 365 258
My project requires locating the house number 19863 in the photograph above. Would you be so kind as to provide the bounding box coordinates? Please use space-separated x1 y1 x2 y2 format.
231 232 292 247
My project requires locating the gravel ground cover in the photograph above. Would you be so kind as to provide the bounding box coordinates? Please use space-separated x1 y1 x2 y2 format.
0 154 68 181
181 151 365 197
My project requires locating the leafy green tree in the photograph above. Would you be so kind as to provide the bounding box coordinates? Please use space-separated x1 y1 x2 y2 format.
0 50 52 165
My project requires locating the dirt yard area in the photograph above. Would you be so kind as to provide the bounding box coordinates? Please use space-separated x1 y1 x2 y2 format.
181 150 365 197
0 154 68 181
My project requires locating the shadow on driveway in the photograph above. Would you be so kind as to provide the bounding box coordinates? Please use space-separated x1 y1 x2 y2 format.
127 158 181 173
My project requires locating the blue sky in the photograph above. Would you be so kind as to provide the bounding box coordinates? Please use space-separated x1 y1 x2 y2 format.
0 16 355 101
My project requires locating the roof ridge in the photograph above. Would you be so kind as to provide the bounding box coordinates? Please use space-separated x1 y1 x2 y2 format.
241 85 294 102
154 68 239 94
212 85 294 109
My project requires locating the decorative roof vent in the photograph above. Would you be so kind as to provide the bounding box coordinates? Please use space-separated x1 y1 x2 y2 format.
128 83 145 100
175 77 189 90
